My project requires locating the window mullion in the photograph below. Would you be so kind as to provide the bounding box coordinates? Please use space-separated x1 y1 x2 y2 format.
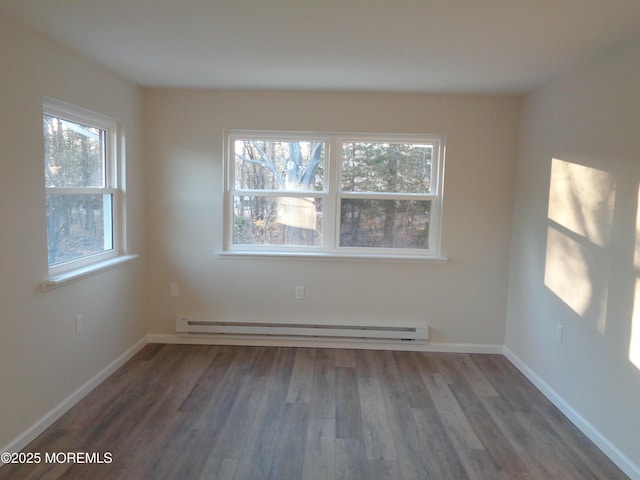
338 192 436 201
231 189 320 197
105 125 117 189
46 187 109 195
325 136 340 252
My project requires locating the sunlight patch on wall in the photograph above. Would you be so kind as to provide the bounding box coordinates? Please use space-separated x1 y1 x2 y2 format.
631 186 640 370
631 278 640 370
635 184 640 271
544 159 614 333
544 226 609 331
548 159 615 248
545 227 591 315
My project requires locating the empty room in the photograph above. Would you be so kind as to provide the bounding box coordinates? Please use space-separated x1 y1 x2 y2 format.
1 1 639 478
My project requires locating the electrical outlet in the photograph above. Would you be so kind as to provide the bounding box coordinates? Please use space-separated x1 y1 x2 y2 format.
170 282 180 297
76 314 84 334
295 285 305 300
555 324 563 343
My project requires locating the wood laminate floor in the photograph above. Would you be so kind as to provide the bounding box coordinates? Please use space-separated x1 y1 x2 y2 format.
0 344 628 479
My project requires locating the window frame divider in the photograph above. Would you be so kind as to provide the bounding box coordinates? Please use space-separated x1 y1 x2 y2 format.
223 130 445 258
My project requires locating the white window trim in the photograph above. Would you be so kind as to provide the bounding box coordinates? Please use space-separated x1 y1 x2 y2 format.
41 254 139 291
221 130 447 261
42 97 132 285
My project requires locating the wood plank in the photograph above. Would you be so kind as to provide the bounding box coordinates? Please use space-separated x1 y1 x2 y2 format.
232 347 296 480
391 351 434 408
354 349 378 378
366 459 403 480
447 373 528 476
357 375 397 461
208 347 276 458
286 347 316 404
198 458 238 480
456 353 500 397
335 348 357 368
149 347 261 478
309 349 336 420
422 372 500 480
412 407 470 479
267 402 310 480
373 350 435 479
335 366 362 440
177 350 236 414
471 354 538 413
335 439 369 480
302 417 336 480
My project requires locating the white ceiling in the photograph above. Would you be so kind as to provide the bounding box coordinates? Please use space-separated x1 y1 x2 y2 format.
2 0 640 94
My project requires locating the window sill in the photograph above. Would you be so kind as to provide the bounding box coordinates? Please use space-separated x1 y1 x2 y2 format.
216 251 448 264
41 254 139 291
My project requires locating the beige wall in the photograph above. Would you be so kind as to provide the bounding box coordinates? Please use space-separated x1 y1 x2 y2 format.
505 40 640 472
144 89 521 346
0 14 146 449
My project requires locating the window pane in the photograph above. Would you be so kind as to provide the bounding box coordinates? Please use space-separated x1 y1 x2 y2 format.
340 199 430 249
341 142 432 193
44 115 105 188
46 194 113 265
233 195 322 246
233 139 324 191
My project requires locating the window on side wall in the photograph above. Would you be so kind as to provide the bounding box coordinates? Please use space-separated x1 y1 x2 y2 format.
223 131 446 260
43 98 122 274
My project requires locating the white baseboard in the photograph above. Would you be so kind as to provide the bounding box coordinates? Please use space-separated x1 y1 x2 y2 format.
147 333 504 354
0 336 148 465
503 347 640 480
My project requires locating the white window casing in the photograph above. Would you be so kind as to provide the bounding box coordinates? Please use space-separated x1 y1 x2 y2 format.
42 97 134 286
222 130 446 262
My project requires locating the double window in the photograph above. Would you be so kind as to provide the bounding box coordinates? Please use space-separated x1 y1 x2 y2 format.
43 98 121 274
224 131 445 259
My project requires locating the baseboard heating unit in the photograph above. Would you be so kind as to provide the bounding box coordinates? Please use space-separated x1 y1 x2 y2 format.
175 318 429 343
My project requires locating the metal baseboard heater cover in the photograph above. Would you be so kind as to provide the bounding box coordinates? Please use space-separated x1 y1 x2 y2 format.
175 318 428 342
